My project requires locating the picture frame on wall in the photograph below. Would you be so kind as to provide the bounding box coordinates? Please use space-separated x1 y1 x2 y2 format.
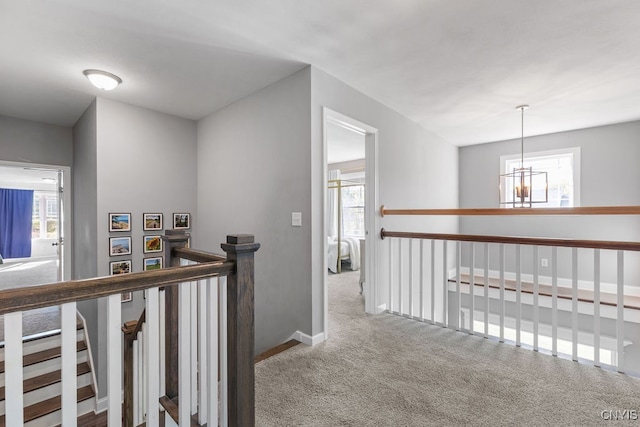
143 256 163 271
109 236 132 256
143 213 163 231
109 259 131 275
121 291 132 303
173 213 190 229
143 235 163 253
109 213 131 232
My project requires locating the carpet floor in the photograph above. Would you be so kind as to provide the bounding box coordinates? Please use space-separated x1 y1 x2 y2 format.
255 270 640 426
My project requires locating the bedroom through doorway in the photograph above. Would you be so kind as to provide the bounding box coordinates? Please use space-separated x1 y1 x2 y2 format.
324 108 379 339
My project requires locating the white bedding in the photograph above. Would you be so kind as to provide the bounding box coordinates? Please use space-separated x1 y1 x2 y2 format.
328 236 360 273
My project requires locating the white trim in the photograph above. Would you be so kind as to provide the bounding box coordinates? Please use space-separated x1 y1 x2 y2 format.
322 107 381 344
77 310 100 413
0 160 72 281
288 330 326 346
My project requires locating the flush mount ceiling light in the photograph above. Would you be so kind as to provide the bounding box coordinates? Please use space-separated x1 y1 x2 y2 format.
82 69 122 91
499 105 548 208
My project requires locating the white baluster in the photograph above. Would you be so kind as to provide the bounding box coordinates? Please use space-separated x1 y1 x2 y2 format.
399 239 403 316
198 279 209 424
572 248 578 361
455 241 461 331
159 289 166 396
145 287 160 426
133 339 140 424
594 249 601 367
442 240 448 327
430 240 435 325
419 239 425 321
616 251 624 373
552 247 558 357
469 242 475 335
499 244 505 343
388 238 393 313
533 246 539 352
207 278 219 427
61 302 77 426
220 276 229 427
515 244 521 347
107 294 122 427
191 280 198 415
409 239 414 318
484 243 489 339
4 311 23 426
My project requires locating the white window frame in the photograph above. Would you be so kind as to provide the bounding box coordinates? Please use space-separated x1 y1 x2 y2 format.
500 147 581 208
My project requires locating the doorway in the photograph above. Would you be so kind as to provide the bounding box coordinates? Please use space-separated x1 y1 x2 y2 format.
0 162 70 289
323 108 379 339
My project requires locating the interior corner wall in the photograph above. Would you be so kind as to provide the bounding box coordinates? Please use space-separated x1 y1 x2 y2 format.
458 120 640 285
0 114 73 166
72 100 100 391
90 97 197 398
310 67 459 333
197 67 312 355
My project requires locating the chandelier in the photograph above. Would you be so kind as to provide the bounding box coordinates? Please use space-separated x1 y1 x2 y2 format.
499 105 548 208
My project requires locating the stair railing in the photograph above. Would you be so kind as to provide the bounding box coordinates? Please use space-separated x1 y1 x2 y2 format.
0 232 259 427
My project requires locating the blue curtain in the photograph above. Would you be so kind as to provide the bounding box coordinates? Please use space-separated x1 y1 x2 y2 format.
0 188 34 259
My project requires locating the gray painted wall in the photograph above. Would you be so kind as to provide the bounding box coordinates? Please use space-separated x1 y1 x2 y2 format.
310 67 459 332
0 114 73 166
197 67 312 354
73 97 198 399
459 120 640 286
72 100 100 388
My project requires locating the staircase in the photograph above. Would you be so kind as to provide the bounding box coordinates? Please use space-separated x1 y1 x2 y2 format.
0 312 97 426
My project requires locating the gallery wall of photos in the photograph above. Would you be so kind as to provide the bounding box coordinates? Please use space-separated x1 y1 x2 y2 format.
108 212 191 302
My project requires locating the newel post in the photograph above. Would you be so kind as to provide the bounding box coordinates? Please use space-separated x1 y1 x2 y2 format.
221 234 260 427
161 230 190 399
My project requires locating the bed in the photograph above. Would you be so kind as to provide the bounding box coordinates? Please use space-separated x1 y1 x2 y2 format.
328 236 360 273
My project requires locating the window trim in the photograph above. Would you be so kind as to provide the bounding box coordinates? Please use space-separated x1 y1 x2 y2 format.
500 146 581 207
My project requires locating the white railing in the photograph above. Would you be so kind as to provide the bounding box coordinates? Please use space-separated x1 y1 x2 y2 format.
381 229 640 375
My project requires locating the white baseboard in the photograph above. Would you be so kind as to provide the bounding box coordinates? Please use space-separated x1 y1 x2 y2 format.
288 331 325 346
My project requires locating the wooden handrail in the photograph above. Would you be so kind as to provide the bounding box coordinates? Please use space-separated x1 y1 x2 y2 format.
0 259 234 316
380 229 640 251
173 246 227 263
380 205 640 217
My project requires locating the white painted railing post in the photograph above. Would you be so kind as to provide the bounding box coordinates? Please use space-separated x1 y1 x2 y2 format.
206 278 219 427
483 243 489 339
220 276 229 427
551 247 558 357
616 250 624 372
499 244 505 343
430 240 435 325
399 239 403 315
442 241 448 327
594 249 601 367
533 246 539 352
455 241 461 331
572 248 579 361
179 281 192 425
469 242 475 335
107 293 122 427
198 279 210 425
145 287 160 426
515 244 521 347
419 239 425 321
61 302 77 426
4 311 24 426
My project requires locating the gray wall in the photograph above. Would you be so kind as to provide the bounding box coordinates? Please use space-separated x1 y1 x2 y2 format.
0 114 73 166
459 120 640 286
74 98 198 399
72 100 100 390
310 67 459 331
197 67 312 354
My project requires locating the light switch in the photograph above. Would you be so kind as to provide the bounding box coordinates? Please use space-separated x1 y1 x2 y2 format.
292 212 302 227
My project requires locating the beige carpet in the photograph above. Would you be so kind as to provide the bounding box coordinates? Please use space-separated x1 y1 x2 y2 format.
255 270 640 426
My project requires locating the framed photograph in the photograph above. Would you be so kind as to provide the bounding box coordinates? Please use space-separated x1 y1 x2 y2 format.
173 213 190 229
143 235 163 253
109 260 131 275
109 213 131 232
144 256 163 271
109 236 132 256
121 291 132 303
143 213 163 231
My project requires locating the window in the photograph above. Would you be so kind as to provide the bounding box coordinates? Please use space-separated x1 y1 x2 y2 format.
340 172 365 237
501 147 580 208
32 191 58 239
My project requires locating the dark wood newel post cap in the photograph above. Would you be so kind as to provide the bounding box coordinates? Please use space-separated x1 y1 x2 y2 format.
221 234 261 254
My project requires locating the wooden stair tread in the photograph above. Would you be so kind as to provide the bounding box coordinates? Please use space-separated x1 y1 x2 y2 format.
159 395 202 427
0 362 91 401
450 274 640 310
0 384 95 425
0 340 87 373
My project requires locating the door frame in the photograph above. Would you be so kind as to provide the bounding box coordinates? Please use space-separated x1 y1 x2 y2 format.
0 160 72 281
322 107 380 339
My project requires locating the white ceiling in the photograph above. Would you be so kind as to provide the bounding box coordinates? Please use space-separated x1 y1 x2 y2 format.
2 1 640 146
